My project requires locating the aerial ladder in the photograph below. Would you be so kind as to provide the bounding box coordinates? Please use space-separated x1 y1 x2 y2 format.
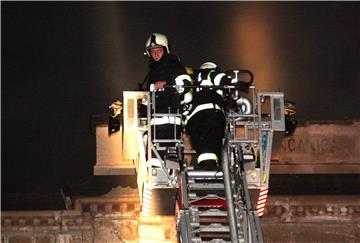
118 69 286 242
177 84 286 242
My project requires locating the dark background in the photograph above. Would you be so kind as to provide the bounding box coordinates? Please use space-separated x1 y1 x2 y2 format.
2 2 360 197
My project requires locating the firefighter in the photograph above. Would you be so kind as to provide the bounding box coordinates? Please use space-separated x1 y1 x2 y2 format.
142 33 192 157
184 62 230 170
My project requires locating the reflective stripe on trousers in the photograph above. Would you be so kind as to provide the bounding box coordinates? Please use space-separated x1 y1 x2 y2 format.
197 153 219 165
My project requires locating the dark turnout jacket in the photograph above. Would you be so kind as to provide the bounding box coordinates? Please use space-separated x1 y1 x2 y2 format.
146 53 192 113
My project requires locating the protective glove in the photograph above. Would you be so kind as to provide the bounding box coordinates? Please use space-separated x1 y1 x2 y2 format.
181 103 193 116
175 84 184 94
109 100 122 118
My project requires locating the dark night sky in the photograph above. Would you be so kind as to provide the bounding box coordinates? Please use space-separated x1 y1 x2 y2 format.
2 2 360 193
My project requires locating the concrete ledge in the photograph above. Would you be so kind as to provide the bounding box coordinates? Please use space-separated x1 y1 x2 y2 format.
94 164 136 175
263 195 360 222
262 223 360 243
270 163 360 174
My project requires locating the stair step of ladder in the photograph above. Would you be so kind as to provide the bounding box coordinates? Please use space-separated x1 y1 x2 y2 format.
197 208 228 217
188 193 225 200
199 240 231 243
188 183 224 190
197 223 229 233
198 216 228 224
192 237 231 243
187 170 224 179
191 208 228 224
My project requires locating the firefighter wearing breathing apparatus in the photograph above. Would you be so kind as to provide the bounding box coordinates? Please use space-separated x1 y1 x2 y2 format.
142 33 192 155
184 62 230 170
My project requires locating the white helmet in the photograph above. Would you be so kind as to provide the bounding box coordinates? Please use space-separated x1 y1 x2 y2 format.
145 33 169 56
199 62 217 70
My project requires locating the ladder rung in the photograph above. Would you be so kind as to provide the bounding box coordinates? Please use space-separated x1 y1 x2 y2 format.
197 216 228 224
198 238 231 243
196 238 231 243
188 183 224 190
188 170 223 179
198 224 229 233
197 209 228 217
198 240 231 243
188 193 225 200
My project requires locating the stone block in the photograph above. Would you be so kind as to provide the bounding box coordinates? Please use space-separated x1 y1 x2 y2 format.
9 236 32 243
35 235 53 243
104 203 113 213
90 204 98 213
32 218 41 226
4 218 12 226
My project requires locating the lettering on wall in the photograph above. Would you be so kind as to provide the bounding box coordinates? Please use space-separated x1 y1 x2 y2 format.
282 135 352 154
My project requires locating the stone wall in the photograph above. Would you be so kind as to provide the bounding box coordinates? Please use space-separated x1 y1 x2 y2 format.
1 187 140 243
2 187 360 243
262 195 360 242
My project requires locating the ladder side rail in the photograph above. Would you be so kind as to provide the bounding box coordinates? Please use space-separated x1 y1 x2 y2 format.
234 146 250 243
179 210 193 243
222 139 240 242
178 170 193 243
249 211 264 243
226 86 264 242
181 171 190 209
229 142 263 243
239 169 264 243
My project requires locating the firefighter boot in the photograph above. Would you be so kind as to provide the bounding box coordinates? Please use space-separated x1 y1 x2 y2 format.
195 159 219 171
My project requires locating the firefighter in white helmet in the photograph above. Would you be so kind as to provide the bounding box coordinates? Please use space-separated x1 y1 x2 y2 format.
141 33 192 157
184 62 230 170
